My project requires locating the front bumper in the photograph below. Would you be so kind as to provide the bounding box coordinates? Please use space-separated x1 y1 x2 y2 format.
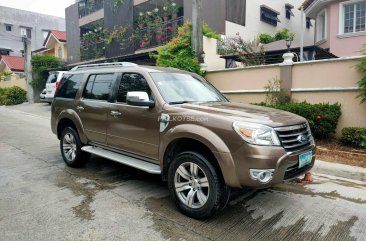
231 144 316 188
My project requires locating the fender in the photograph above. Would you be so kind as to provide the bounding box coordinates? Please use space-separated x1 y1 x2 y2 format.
159 124 241 187
56 109 88 144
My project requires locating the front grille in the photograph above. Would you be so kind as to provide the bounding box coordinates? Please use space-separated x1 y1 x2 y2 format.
275 123 312 152
284 163 309 180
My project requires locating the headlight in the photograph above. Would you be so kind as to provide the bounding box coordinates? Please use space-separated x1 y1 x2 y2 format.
306 121 315 145
233 122 280 146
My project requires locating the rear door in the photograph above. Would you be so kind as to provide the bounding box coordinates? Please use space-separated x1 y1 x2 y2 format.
45 72 57 98
76 73 117 145
106 72 160 161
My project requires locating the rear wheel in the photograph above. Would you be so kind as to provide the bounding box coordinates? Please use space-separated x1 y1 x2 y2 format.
168 151 230 219
60 127 89 167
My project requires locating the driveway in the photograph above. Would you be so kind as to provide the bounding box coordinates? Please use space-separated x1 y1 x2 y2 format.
1 103 366 241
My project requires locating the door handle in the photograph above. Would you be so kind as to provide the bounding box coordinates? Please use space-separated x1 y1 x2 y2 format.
76 106 84 112
110 111 122 117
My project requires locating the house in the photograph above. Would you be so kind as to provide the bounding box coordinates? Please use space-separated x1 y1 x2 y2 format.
225 0 315 46
0 55 26 90
33 30 68 62
0 55 24 74
65 0 315 65
0 6 65 57
303 0 366 57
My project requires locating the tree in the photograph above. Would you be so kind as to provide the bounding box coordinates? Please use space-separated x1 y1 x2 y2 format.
31 55 61 90
151 22 219 76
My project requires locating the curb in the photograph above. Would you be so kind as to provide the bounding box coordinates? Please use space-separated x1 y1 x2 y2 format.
313 160 366 183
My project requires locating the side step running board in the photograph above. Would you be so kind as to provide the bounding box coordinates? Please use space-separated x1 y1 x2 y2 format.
81 146 161 174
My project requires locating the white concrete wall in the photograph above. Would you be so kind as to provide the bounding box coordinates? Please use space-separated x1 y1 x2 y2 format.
203 36 226 70
225 0 315 46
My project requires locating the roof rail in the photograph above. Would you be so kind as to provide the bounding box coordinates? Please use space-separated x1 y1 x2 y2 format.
71 62 138 71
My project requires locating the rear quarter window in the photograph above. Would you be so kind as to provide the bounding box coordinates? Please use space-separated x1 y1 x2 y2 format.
55 74 84 99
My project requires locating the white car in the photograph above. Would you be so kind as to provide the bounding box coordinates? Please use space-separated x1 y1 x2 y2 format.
40 89 46 100
45 71 66 103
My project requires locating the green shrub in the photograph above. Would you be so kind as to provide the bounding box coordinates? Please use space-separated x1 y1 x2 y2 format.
264 77 291 105
256 102 342 139
341 127 366 148
258 32 274 44
31 54 61 91
0 87 5 104
202 23 220 39
256 29 295 44
150 22 220 76
274 28 295 41
0 86 27 105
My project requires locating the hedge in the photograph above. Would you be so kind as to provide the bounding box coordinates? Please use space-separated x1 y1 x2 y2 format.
256 101 342 139
0 86 27 106
341 127 366 148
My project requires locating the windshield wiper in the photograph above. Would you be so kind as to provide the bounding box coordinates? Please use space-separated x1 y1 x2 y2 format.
169 100 224 105
169 101 194 105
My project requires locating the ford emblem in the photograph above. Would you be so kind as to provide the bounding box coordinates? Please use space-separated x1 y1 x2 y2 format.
297 135 308 143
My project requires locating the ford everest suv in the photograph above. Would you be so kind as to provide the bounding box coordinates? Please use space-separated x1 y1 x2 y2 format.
51 62 315 219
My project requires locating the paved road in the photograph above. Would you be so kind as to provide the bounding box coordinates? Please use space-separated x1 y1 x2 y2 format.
1 103 366 241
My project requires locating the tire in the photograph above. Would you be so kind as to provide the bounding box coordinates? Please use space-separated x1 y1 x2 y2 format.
60 127 90 167
168 151 230 219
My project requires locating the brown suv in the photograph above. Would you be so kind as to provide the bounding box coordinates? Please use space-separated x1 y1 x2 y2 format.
51 62 315 219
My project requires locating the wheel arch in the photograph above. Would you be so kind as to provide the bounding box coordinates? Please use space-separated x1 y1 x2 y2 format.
56 110 87 144
160 124 241 187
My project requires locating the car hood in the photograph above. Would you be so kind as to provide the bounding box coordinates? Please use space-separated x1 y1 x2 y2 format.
176 102 306 127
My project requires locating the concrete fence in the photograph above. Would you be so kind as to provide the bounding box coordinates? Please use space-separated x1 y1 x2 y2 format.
0 74 27 90
206 56 366 136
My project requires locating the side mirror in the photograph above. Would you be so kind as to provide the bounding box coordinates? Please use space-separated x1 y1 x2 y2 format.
126 91 155 108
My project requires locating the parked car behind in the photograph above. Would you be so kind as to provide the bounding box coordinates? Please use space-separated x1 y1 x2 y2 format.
51 62 315 219
40 89 46 100
45 71 66 103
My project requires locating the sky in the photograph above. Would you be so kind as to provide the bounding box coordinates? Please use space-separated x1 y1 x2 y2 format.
0 0 75 18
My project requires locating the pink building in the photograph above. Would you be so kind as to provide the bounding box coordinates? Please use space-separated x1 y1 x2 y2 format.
304 0 366 57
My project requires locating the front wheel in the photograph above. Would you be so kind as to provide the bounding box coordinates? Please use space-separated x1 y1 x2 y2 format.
168 151 230 219
60 127 89 167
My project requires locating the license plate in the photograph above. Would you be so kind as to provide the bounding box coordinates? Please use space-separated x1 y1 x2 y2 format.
298 151 312 168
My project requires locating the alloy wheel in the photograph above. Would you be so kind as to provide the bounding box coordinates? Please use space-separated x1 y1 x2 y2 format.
62 132 77 162
174 162 209 209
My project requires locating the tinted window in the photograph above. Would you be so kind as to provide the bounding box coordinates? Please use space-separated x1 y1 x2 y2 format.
82 74 114 101
47 73 58 83
56 74 84 99
116 73 151 103
83 75 95 99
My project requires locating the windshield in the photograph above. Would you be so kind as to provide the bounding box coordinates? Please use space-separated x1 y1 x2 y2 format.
150 73 228 104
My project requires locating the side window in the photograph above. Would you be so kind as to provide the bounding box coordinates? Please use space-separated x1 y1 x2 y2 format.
116 73 151 103
82 74 114 101
56 74 84 99
83 75 96 99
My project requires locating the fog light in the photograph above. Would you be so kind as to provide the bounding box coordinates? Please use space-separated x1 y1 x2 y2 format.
250 169 274 184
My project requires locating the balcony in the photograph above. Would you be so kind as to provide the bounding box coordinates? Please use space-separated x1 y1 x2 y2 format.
134 17 184 51
78 0 104 18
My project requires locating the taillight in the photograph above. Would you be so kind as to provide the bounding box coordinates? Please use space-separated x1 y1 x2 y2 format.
55 81 60 94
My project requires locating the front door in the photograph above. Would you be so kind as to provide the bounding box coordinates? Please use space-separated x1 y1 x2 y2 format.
106 73 160 161
77 73 116 144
